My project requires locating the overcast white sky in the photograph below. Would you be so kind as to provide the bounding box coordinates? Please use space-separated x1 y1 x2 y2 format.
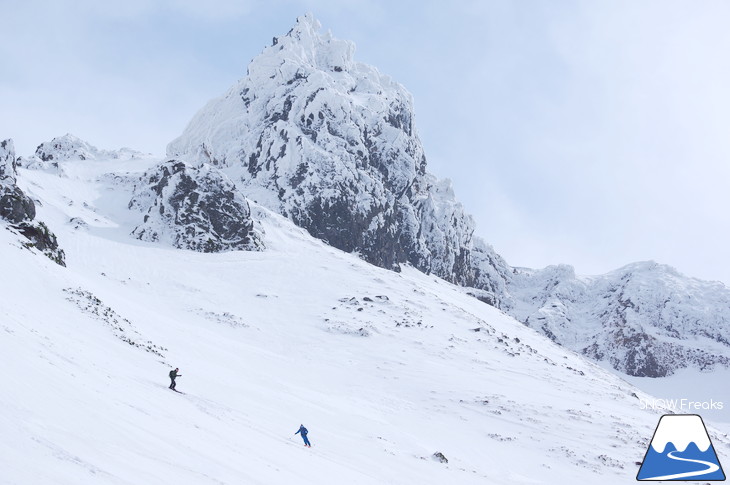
2 0 730 284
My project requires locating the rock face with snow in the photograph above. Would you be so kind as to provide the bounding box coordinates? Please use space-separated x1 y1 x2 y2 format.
167 14 509 300
1 139 18 184
129 159 264 253
1 139 36 223
0 138 65 265
507 261 730 377
167 14 730 378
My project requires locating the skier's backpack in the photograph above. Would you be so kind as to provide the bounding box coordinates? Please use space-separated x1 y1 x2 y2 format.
169 370 175 378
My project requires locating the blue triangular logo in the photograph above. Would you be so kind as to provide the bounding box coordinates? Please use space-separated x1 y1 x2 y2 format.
637 414 725 481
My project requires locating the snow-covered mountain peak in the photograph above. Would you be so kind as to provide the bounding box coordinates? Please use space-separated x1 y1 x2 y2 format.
34 133 147 162
608 260 680 280
510 259 730 377
262 13 355 76
166 14 501 299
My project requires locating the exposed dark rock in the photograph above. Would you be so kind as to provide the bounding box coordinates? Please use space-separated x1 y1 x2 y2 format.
0 185 36 223
1 139 36 223
432 452 448 464
16 221 66 267
0 138 65 266
129 159 264 252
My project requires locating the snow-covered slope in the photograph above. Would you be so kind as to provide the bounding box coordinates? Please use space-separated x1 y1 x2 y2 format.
2 154 710 484
167 14 510 301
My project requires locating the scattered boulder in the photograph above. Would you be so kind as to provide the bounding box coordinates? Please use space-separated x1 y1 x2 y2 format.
432 452 448 464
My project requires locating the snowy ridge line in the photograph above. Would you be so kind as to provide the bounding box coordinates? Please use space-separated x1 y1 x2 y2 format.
508 261 730 377
15 134 151 176
36 133 148 163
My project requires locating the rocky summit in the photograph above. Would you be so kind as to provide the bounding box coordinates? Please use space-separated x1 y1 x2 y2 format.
165 14 730 378
167 14 510 301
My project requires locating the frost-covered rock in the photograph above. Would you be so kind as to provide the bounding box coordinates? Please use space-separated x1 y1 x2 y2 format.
0 138 65 265
129 159 264 253
469 237 513 308
507 261 730 377
165 14 730 377
167 14 506 296
33 134 146 163
1 139 19 186
1 139 35 223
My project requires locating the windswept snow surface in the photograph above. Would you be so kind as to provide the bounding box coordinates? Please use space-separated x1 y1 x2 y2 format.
3 156 729 484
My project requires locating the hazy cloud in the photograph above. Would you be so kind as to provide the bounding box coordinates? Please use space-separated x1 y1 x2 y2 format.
2 0 729 283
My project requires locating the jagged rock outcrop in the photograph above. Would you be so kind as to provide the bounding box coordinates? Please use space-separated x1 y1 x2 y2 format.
129 159 264 252
0 139 65 265
167 14 509 303
507 262 730 377
1 139 36 223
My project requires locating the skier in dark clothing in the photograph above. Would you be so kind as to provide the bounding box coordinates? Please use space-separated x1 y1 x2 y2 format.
295 424 311 447
169 368 181 390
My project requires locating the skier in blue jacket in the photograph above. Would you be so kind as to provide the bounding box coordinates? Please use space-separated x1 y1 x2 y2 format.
295 424 311 447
